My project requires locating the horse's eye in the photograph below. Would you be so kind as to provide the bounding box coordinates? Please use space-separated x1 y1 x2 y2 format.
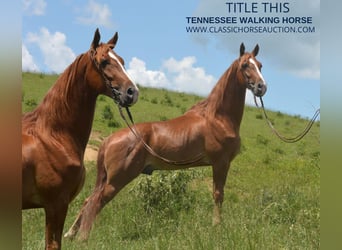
242 62 248 68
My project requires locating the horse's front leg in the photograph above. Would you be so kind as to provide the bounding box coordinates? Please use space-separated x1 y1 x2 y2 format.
212 161 230 225
44 202 68 250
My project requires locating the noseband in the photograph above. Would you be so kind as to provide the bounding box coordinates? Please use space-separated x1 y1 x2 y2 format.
89 48 122 104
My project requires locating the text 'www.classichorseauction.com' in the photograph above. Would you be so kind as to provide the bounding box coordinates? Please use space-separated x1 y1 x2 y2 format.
185 1 317 34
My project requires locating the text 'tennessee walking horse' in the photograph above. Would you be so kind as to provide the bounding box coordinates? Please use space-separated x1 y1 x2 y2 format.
22 29 139 250
65 43 267 241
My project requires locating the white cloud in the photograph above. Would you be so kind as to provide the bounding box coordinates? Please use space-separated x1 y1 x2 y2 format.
76 0 113 28
26 27 76 73
128 56 216 96
127 57 170 88
22 44 39 72
245 90 257 107
128 56 258 106
23 0 46 16
191 0 320 80
162 57 216 96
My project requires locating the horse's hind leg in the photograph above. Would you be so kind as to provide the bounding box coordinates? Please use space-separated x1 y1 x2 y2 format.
76 183 117 241
64 197 90 240
66 142 146 241
64 176 111 241
77 174 138 241
76 163 142 241
64 187 106 241
212 161 230 225
65 145 108 240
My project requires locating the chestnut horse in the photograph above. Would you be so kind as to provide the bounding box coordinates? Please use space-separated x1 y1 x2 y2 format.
22 29 139 250
65 43 267 241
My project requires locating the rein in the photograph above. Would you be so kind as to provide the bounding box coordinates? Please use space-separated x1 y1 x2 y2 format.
117 105 205 166
254 96 320 143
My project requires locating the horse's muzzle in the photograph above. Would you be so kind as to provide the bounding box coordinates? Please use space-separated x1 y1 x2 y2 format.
119 86 139 107
111 85 139 107
249 82 267 97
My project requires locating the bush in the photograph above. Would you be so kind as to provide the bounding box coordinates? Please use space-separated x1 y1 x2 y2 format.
98 96 106 102
102 105 114 120
151 97 158 104
159 115 168 121
161 93 174 107
180 106 187 114
107 120 121 128
133 171 195 219
255 113 263 120
102 105 121 128
256 134 269 146
25 98 38 108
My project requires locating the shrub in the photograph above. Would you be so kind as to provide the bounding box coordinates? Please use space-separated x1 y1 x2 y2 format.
276 111 284 117
133 171 195 218
161 93 174 107
159 115 168 121
25 98 38 108
151 97 158 104
255 114 263 120
107 120 121 128
102 105 121 128
180 106 187 114
98 96 106 102
102 105 114 120
256 134 269 146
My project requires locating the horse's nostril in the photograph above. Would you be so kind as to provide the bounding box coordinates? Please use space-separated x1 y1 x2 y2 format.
127 87 134 96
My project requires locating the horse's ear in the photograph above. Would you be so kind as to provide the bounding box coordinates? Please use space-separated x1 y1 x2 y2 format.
252 44 259 57
91 28 101 50
107 32 118 49
240 43 245 57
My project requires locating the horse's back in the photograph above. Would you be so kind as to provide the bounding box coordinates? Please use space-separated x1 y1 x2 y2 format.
104 113 206 150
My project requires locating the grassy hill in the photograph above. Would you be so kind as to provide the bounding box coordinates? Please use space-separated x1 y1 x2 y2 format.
22 72 320 249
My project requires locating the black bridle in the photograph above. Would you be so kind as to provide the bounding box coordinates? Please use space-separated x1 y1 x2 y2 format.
89 48 122 104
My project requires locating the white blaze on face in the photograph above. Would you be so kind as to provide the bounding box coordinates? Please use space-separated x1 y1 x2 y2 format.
108 51 138 90
249 58 266 85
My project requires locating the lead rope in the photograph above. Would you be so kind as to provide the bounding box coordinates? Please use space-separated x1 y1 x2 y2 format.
254 96 320 143
117 105 205 165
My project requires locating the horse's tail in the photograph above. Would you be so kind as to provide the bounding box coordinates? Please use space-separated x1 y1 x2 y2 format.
78 142 108 240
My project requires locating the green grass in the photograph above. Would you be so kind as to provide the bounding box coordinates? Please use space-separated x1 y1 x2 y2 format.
22 72 320 249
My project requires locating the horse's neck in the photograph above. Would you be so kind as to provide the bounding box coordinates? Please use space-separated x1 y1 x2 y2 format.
36 53 98 150
206 62 246 129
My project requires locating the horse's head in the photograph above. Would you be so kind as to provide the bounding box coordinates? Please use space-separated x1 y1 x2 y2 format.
238 43 267 97
89 28 139 107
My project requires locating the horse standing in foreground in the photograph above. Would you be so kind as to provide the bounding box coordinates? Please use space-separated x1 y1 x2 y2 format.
65 43 267 241
22 29 139 250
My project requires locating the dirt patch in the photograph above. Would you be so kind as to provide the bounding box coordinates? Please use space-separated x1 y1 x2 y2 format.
84 146 98 162
84 131 103 162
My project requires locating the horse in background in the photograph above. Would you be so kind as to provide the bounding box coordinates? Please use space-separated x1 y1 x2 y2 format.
22 29 139 250
65 43 267 241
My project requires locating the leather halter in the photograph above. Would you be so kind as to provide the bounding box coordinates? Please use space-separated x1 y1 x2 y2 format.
89 48 122 104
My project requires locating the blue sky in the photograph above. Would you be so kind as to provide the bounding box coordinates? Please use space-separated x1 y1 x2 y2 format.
22 0 320 119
